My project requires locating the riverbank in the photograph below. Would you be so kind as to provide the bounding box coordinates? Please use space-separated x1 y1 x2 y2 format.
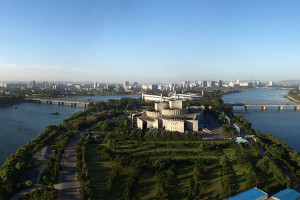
287 95 300 104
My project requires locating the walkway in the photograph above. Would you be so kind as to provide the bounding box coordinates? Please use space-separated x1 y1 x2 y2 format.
9 165 44 200
54 133 82 200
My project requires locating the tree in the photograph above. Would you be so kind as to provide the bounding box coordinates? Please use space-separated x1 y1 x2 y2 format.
256 158 269 172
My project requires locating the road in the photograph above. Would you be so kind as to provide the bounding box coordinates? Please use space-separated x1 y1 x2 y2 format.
54 133 82 200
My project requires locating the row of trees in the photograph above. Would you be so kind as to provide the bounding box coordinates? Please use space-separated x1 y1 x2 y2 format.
0 125 58 199
0 99 115 199
188 159 207 199
76 133 93 199
256 130 300 180
219 155 236 196
230 114 292 190
288 89 300 101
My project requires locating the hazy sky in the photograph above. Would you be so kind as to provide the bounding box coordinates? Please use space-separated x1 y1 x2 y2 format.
0 0 300 83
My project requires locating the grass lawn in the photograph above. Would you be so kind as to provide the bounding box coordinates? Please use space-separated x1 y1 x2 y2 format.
173 164 194 200
85 140 285 200
86 143 113 199
105 167 129 200
133 170 157 200
201 159 224 200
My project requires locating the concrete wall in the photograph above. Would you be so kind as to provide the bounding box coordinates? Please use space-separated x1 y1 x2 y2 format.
146 119 162 129
186 120 199 132
161 109 187 116
146 119 155 129
153 119 162 129
137 117 145 129
155 102 168 111
146 110 162 118
169 100 186 109
162 119 185 133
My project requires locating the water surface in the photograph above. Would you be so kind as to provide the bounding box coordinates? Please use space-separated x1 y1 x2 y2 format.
0 94 140 165
223 88 300 152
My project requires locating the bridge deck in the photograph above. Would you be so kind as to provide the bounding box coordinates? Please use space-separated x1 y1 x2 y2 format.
229 103 300 107
26 98 90 104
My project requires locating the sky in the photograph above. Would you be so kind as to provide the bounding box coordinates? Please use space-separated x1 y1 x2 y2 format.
0 0 300 83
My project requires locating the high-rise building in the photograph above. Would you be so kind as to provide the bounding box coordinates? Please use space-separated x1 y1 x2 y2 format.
132 82 138 88
94 82 98 89
43 81 49 89
149 84 158 90
124 81 129 87
202 81 207 88
27 80 36 89
218 80 223 87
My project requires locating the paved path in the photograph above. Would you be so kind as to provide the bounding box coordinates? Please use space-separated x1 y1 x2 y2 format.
54 133 82 200
9 165 45 200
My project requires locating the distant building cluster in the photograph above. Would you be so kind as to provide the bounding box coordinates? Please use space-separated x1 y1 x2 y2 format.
133 100 204 133
0 78 276 92
141 79 267 92
0 80 139 91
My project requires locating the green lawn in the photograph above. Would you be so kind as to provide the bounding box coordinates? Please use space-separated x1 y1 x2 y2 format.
173 165 194 200
86 143 113 199
86 140 285 199
133 170 157 200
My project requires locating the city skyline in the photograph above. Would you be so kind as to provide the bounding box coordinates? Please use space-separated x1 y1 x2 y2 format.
1 0 300 82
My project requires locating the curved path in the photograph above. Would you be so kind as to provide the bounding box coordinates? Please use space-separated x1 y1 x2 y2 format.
54 133 82 200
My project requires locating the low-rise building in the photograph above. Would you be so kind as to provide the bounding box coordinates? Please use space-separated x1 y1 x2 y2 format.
270 188 300 200
137 100 204 133
228 187 268 200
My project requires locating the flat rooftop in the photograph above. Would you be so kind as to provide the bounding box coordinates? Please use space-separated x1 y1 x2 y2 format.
271 189 300 200
228 187 267 200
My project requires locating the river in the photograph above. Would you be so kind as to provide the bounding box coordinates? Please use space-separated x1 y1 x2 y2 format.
0 95 140 166
222 88 300 152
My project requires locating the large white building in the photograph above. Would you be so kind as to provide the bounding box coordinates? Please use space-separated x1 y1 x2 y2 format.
136 100 204 133
142 92 203 102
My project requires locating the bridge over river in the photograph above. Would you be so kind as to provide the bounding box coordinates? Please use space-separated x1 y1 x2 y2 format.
228 102 300 111
26 98 91 107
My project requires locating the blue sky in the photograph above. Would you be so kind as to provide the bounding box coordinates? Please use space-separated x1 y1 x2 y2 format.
0 0 300 83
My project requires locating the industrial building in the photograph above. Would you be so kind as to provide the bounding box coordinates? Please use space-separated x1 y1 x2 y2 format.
228 187 268 200
270 189 300 200
135 100 204 133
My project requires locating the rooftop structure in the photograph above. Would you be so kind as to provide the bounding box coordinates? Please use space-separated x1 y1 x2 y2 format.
270 189 300 200
235 137 248 143
136 100 204 133
228 187 268 200
142 92 203 102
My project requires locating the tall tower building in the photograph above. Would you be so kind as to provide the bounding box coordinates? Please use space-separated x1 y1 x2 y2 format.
124 81 129 87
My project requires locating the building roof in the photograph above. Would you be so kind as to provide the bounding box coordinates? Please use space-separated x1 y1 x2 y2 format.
228 187 267 200
271 189 300 200
235 137 248 143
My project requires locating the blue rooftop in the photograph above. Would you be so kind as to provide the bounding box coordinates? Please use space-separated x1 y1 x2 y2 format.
228 188 267 200
271 189 300 200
